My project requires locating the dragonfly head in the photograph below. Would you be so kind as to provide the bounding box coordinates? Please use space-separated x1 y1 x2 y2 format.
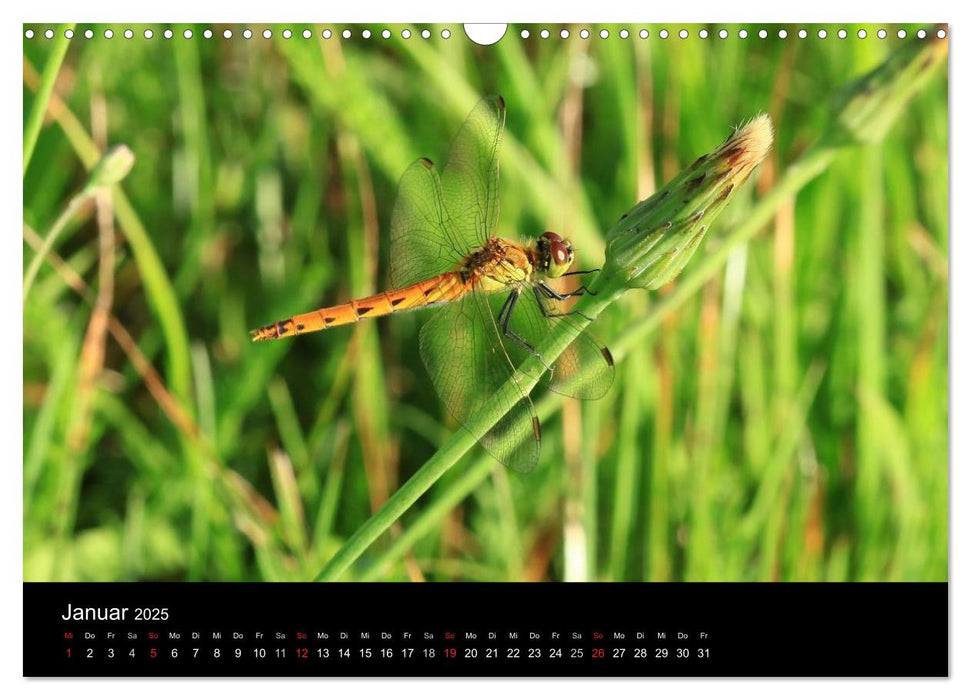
537 231 575 279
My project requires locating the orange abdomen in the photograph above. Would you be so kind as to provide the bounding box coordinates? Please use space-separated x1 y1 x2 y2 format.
250 272 468 341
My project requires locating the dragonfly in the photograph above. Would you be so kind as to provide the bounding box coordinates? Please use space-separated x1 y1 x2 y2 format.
251 96 614 472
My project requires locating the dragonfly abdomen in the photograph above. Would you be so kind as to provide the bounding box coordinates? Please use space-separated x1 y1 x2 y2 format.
250 272 468 341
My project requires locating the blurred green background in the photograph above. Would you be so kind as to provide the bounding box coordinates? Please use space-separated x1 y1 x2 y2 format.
23 23 948 582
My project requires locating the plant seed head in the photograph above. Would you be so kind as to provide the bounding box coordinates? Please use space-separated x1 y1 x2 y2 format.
603 114 774 291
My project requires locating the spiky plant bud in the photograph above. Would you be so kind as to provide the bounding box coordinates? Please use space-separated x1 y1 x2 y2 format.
84 144 135 192
603 114 773 291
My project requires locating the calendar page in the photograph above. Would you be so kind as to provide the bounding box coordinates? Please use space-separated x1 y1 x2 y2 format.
21 21 949 678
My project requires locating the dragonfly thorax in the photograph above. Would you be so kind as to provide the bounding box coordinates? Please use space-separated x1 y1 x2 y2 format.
462 238 534 292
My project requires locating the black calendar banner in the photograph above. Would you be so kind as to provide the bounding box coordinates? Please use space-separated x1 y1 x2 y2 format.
24 583 947 677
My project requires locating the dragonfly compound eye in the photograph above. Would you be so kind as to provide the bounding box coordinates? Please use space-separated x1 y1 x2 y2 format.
545 237 574 278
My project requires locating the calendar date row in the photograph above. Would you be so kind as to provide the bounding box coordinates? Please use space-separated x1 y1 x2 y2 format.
66 645 712 662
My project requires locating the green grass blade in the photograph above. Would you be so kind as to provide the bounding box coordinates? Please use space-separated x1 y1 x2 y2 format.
23 24 74 176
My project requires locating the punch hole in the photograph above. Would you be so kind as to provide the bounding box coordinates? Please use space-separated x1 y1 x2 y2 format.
521 29 529 39
223 29 233 39
858 29 867 39
84 29 94 39
204 29 213 39
104 29 114 39
283 29 292 39
540 29 550 39
758 29 767 39
699 29 709 39
937 28 946 39
263 29 272 39
897 29 907 39
877 29 887 39
838 29 847 39
323 29 333 39
441 29 451 39
560 29 569 39
600 29 609 39
680 29 689 39
65 29 75 39
303 29 311 38
124 29 132 39
25 29 34 39
464 24 507 46
580 29 589 39
381 29 390 39
778 29 787 39
243 29 252 39
184 29 193 39
718 29 728 39
619 29 629 39
917 29 926 38
798 29 808 38
45 29 54 39
402 29 412 39
738 29 748 39
639 29 649 39
164 29 173 39
421 29 430 39
342 29 351 39
659 29 668 39
817 29 827 39
364 29 373 39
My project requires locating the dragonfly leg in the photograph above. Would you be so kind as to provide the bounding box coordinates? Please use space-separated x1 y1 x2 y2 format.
535 284 594 322
541 280 596 299
538 282 593 300
498 289 554 372
560 269 599 295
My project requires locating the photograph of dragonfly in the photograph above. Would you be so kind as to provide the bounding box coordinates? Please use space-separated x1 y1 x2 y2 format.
23 24 947 584
251 96 615 473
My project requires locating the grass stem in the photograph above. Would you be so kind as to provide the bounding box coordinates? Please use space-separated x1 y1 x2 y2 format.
23 24 74 176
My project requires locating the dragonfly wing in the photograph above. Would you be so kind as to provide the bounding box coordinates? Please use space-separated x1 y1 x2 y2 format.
419 293 541 473
389 158 468 289
441 95 506 250
505 285 616 400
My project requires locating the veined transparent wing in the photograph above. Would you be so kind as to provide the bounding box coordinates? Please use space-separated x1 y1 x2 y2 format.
502 283 615 401
389 95 506 288
440 95 506 251
389 158 467 288
419 292 541 473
